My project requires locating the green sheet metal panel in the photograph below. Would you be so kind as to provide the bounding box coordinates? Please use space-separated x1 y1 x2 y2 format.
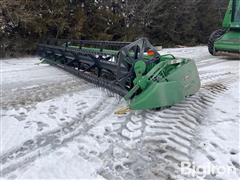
129 59 201 110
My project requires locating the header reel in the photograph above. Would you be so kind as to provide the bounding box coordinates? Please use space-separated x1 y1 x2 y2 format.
38 38 200 110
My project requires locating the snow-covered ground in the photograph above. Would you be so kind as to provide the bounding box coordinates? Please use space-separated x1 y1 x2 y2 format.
0 47 239 180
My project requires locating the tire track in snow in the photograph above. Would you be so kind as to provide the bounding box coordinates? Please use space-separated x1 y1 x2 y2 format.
98 73 237 179
0 95 116 177
1 79 91 109
196 59 227 68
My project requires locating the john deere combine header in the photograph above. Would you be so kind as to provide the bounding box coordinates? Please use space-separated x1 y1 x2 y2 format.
208 0 240 56
38 38 200 110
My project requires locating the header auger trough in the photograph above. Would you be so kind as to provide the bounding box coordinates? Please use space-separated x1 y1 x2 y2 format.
208 0 240 56
37 38 200 110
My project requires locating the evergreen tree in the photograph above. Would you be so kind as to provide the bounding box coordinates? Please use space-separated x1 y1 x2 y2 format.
0 0 229 57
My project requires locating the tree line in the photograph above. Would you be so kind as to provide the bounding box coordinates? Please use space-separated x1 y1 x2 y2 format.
0 0 228 57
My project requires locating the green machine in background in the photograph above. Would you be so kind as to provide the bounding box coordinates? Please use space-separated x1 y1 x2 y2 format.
208 0 240 56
